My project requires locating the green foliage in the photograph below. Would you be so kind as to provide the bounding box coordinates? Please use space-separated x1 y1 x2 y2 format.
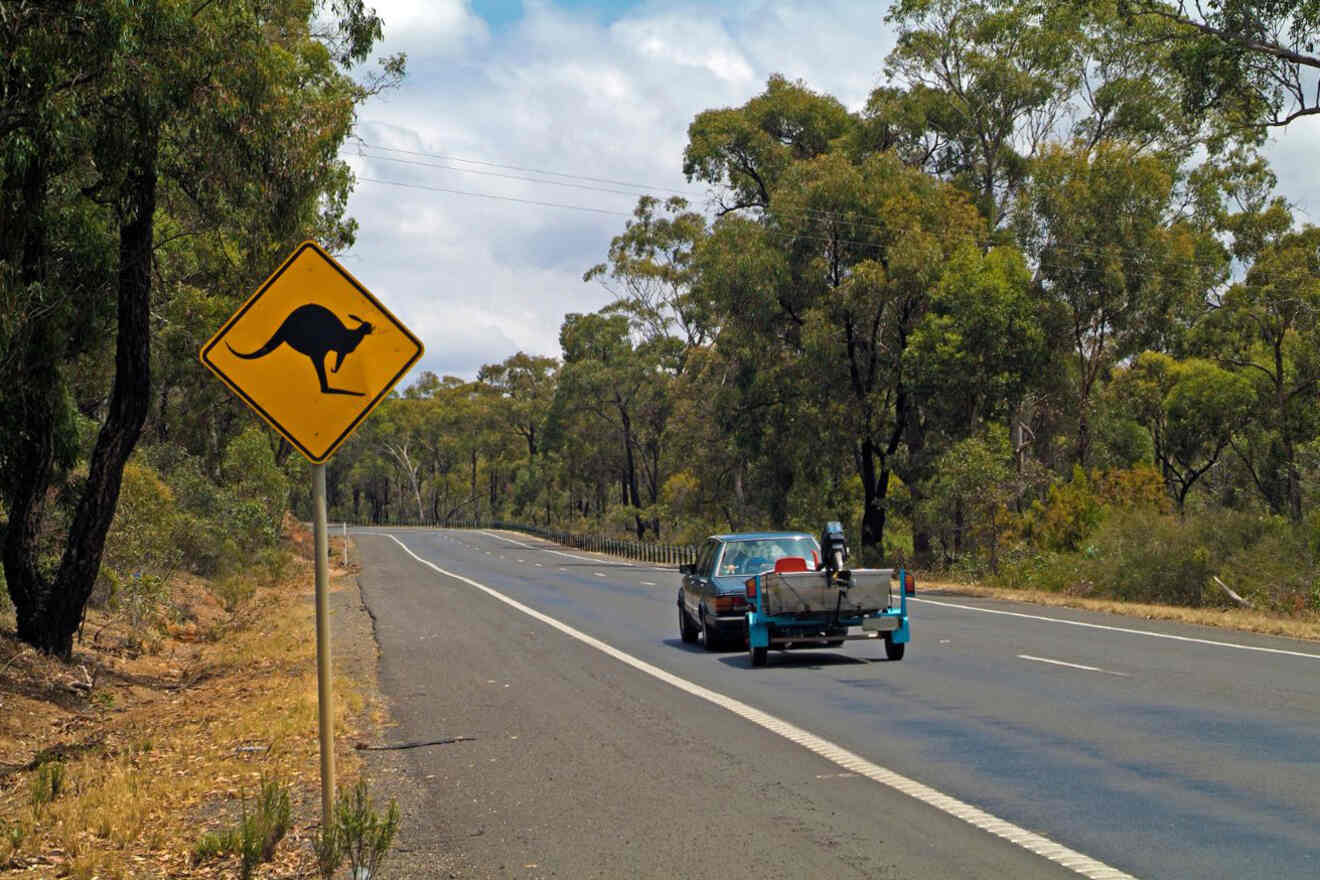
191 776 291 878
99 460 184 642
1025 466 1107 553
29 760 66 813
192 829 237 865
1212 510 1320 613
918 428 1016 573
319 780 400 880
209 575 257 614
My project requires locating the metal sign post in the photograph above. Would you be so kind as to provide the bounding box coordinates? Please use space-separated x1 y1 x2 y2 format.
312 464 335 830
198 240 423 844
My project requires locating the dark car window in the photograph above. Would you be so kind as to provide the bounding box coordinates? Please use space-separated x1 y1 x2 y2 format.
720 536 819 575
695 540 719 577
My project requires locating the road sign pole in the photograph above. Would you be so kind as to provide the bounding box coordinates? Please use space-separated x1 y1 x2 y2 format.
312 463 336 832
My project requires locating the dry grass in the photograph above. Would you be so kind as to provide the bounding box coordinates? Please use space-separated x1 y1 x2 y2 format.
0 523 369 879
919 578 1320 643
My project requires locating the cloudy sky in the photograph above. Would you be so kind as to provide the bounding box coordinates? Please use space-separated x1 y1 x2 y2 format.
337 0 1320 383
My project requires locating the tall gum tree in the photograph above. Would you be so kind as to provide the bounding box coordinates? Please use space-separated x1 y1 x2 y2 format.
0 0 393 657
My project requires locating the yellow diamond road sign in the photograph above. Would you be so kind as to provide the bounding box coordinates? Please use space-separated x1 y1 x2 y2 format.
200 241 424 463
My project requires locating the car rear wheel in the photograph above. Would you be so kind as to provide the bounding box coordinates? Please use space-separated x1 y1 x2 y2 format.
701 612 722 651
884 635 905 661
750 644 767 666
679 604 698 644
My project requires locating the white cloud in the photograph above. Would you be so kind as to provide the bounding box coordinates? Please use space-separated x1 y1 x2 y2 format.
370 0 489 58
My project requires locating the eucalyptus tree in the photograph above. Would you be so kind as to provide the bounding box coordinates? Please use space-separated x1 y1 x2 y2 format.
1119 0 1320 128
683 74 855 215
583 196 712 358
1110 352 1255 511
478 352 559 461
1195 226 1320 520
0 0 395 656
1013 139 1225 466
878 0 1082 228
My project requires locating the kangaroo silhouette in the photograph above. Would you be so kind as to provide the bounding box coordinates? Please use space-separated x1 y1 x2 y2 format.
227 304 373 396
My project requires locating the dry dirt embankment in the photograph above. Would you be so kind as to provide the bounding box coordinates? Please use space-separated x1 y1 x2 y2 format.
0 521 388 880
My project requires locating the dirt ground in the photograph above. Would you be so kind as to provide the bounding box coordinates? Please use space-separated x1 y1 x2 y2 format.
0 520 389 879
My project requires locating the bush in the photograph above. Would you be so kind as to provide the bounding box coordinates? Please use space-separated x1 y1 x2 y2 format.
1085 509 1212 606
30 760 66 813
1208 511 1320 613
100 461 184 640
316 780 399 880
191 776 291 879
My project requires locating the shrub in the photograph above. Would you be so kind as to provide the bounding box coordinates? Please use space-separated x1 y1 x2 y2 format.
100 461 184 641
191 776 291 879
1024 465 1106 553
1084 508 1211 606
318 780 400 880
30 760 66 813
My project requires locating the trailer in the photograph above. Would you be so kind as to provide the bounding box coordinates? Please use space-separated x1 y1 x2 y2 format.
743 523 911 666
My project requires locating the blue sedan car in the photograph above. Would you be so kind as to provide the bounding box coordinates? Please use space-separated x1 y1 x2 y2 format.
678 531 821 651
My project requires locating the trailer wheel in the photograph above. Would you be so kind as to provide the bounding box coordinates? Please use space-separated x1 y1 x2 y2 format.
678 604 698 644
750 644 767 666
884 635 906 661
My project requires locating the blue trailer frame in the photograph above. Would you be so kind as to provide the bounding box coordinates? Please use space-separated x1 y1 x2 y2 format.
745 567 911 666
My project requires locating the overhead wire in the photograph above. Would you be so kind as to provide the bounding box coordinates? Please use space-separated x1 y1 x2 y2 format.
346 146 1232 277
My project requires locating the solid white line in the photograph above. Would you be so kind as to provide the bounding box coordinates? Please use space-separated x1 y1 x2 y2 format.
386 535 1137 880
1018 655 1129 677
912 597 1320 661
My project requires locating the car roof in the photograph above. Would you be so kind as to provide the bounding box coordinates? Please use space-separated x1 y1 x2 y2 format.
710 532 815 542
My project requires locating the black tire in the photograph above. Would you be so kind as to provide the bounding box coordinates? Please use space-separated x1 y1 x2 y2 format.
679 604 698 644
826 639 844 648
701 612 722 651
884 635 906 661
750 644 767 666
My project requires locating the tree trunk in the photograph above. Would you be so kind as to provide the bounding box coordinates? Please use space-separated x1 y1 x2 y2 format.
857 437 888 562
3 148 60 652
15 132 157 658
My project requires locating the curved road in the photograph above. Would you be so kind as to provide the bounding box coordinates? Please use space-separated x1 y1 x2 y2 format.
352 527 1320 879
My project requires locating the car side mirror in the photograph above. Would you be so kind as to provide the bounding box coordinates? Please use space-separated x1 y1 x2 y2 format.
679 563 693 575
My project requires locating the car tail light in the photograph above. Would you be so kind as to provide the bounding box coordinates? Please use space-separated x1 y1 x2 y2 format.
745 577 757 600
904 572 916 595
714 595 746 614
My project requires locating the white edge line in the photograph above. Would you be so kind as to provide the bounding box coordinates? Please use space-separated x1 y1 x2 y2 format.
913 597 1320 661
1018 654 1130 677
386 534 1137 880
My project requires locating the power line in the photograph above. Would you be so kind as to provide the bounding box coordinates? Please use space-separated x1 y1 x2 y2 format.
348 149 1229 275
344 151 657 199
355 142 701 198
356 177 633 216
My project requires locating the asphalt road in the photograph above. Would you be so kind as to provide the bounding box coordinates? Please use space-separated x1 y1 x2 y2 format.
352 527 1320 879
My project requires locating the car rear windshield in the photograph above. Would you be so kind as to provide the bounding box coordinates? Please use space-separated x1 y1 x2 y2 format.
717 537 818 576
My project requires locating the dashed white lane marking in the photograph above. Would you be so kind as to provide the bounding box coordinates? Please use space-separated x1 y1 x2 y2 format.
594 572 607 578
1018 655 1129 677
388 535 1137 880
641 581 657 586
913 597 1320 661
